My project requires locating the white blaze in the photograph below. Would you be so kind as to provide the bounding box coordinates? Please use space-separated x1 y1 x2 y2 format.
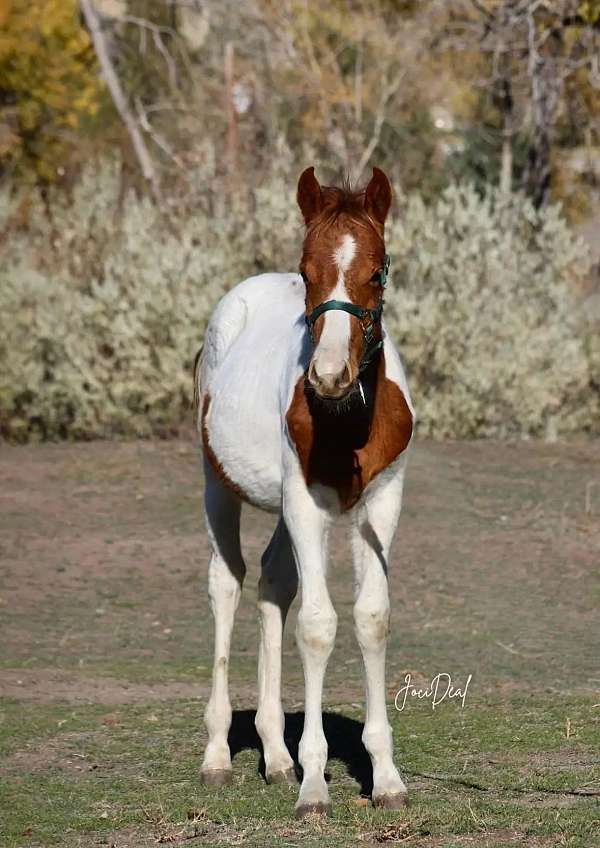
312 233 356 378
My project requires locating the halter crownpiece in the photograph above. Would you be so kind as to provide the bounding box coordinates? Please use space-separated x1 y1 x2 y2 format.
304 253 390 374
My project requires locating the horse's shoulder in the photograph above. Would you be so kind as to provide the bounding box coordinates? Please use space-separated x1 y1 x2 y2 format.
224 272 304 313
358 371 413 485
201 271 305 385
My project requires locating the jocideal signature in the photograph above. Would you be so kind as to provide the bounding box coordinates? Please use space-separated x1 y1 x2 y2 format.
394 673 473 711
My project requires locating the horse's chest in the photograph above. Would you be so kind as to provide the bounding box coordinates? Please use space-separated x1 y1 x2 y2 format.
286 370 413 511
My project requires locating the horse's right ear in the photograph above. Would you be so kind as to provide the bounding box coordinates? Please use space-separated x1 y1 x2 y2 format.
297 166 323 225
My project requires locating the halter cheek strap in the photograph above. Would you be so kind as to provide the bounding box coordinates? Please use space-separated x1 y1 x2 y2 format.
304 254 390 374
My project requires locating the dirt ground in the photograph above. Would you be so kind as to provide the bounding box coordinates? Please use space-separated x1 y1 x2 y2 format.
1 435 599 847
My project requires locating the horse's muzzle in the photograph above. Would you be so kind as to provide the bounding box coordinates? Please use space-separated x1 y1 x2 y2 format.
307 359 353 399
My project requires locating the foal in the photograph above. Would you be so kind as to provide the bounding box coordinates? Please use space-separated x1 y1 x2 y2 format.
196 166 414 817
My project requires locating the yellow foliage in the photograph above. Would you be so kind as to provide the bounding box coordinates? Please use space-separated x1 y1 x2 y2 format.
579 0 600 24
0 0 103 181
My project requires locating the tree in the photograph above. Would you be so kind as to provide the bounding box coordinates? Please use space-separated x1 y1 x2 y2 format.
439 0 600 206
80 0 161 201
0 0 103 181
255 0 441 188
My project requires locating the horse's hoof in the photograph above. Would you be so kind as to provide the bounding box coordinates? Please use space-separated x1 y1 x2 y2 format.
295 801 332 819
372 792 410 810
266 767 298 786
200 768 233 786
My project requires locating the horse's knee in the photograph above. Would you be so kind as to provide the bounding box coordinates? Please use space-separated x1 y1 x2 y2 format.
354 603 390 651
296 605 337 655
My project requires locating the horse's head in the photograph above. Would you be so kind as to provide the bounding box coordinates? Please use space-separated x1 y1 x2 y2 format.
297 166 392 401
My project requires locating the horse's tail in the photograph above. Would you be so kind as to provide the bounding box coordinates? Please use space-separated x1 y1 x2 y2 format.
192 344 204 412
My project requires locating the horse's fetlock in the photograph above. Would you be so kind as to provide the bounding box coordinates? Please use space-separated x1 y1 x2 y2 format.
205 697 231 734
362 722 393 756
255 707 283 739
298 735 328 771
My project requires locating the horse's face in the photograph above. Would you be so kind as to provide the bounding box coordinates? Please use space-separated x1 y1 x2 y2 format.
297 167 392 400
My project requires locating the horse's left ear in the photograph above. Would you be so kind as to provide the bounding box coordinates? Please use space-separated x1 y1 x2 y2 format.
364 167 392 226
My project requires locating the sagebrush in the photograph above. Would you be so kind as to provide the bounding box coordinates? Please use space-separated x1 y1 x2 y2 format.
386 186 598 438
0 160 597 441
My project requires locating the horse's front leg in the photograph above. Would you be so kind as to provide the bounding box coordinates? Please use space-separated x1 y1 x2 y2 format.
351 468 409 808
283 477 336 818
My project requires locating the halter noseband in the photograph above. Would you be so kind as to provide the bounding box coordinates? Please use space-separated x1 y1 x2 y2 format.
305 253 390 374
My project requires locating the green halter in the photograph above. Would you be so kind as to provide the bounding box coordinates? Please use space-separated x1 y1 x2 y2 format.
305 254 390 373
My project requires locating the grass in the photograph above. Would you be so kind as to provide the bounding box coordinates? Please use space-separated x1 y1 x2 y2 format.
2 438 600 846
1 695 599 847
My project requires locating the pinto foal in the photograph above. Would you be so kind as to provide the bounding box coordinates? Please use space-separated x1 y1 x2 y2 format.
196 166 414 817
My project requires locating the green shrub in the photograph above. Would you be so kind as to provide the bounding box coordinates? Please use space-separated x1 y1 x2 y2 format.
0 163 597 441
386 184 598 438
0 158 300 441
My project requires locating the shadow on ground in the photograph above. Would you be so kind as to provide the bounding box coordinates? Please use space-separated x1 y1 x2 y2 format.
229 709 373 795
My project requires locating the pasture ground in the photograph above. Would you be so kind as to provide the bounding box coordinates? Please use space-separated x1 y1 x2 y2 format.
1 436 599 847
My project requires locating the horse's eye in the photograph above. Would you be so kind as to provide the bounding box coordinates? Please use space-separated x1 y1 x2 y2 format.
370 271 382 286
300 271 308 284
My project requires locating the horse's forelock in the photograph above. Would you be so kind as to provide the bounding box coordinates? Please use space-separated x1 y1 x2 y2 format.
305 182 382 241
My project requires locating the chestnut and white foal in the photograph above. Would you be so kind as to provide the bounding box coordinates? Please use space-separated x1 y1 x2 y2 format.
196 167 414 817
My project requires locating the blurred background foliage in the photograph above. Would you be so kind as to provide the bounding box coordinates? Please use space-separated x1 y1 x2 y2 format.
0 0 102 181
0 0 599 440
1 0 598 205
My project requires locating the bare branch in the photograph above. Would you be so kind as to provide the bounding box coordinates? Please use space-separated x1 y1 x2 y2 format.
134 97 184 168
115 15 180 91
354 72 406 182
80 0 162 203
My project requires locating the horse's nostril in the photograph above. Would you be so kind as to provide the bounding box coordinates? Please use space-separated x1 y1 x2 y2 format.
308 359 352 396
337 363 352 388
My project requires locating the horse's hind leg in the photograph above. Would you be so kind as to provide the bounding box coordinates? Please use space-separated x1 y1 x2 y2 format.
255 519 298 784
200 461 246 785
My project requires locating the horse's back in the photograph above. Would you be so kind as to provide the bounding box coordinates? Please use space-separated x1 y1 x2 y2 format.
199 273 307 511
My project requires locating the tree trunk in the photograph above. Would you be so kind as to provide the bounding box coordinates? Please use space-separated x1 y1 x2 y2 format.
522 7 561 208
500 133 513 195
498 77 514 195
80 0 161 203
224 41 238 189
524 123 552 208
